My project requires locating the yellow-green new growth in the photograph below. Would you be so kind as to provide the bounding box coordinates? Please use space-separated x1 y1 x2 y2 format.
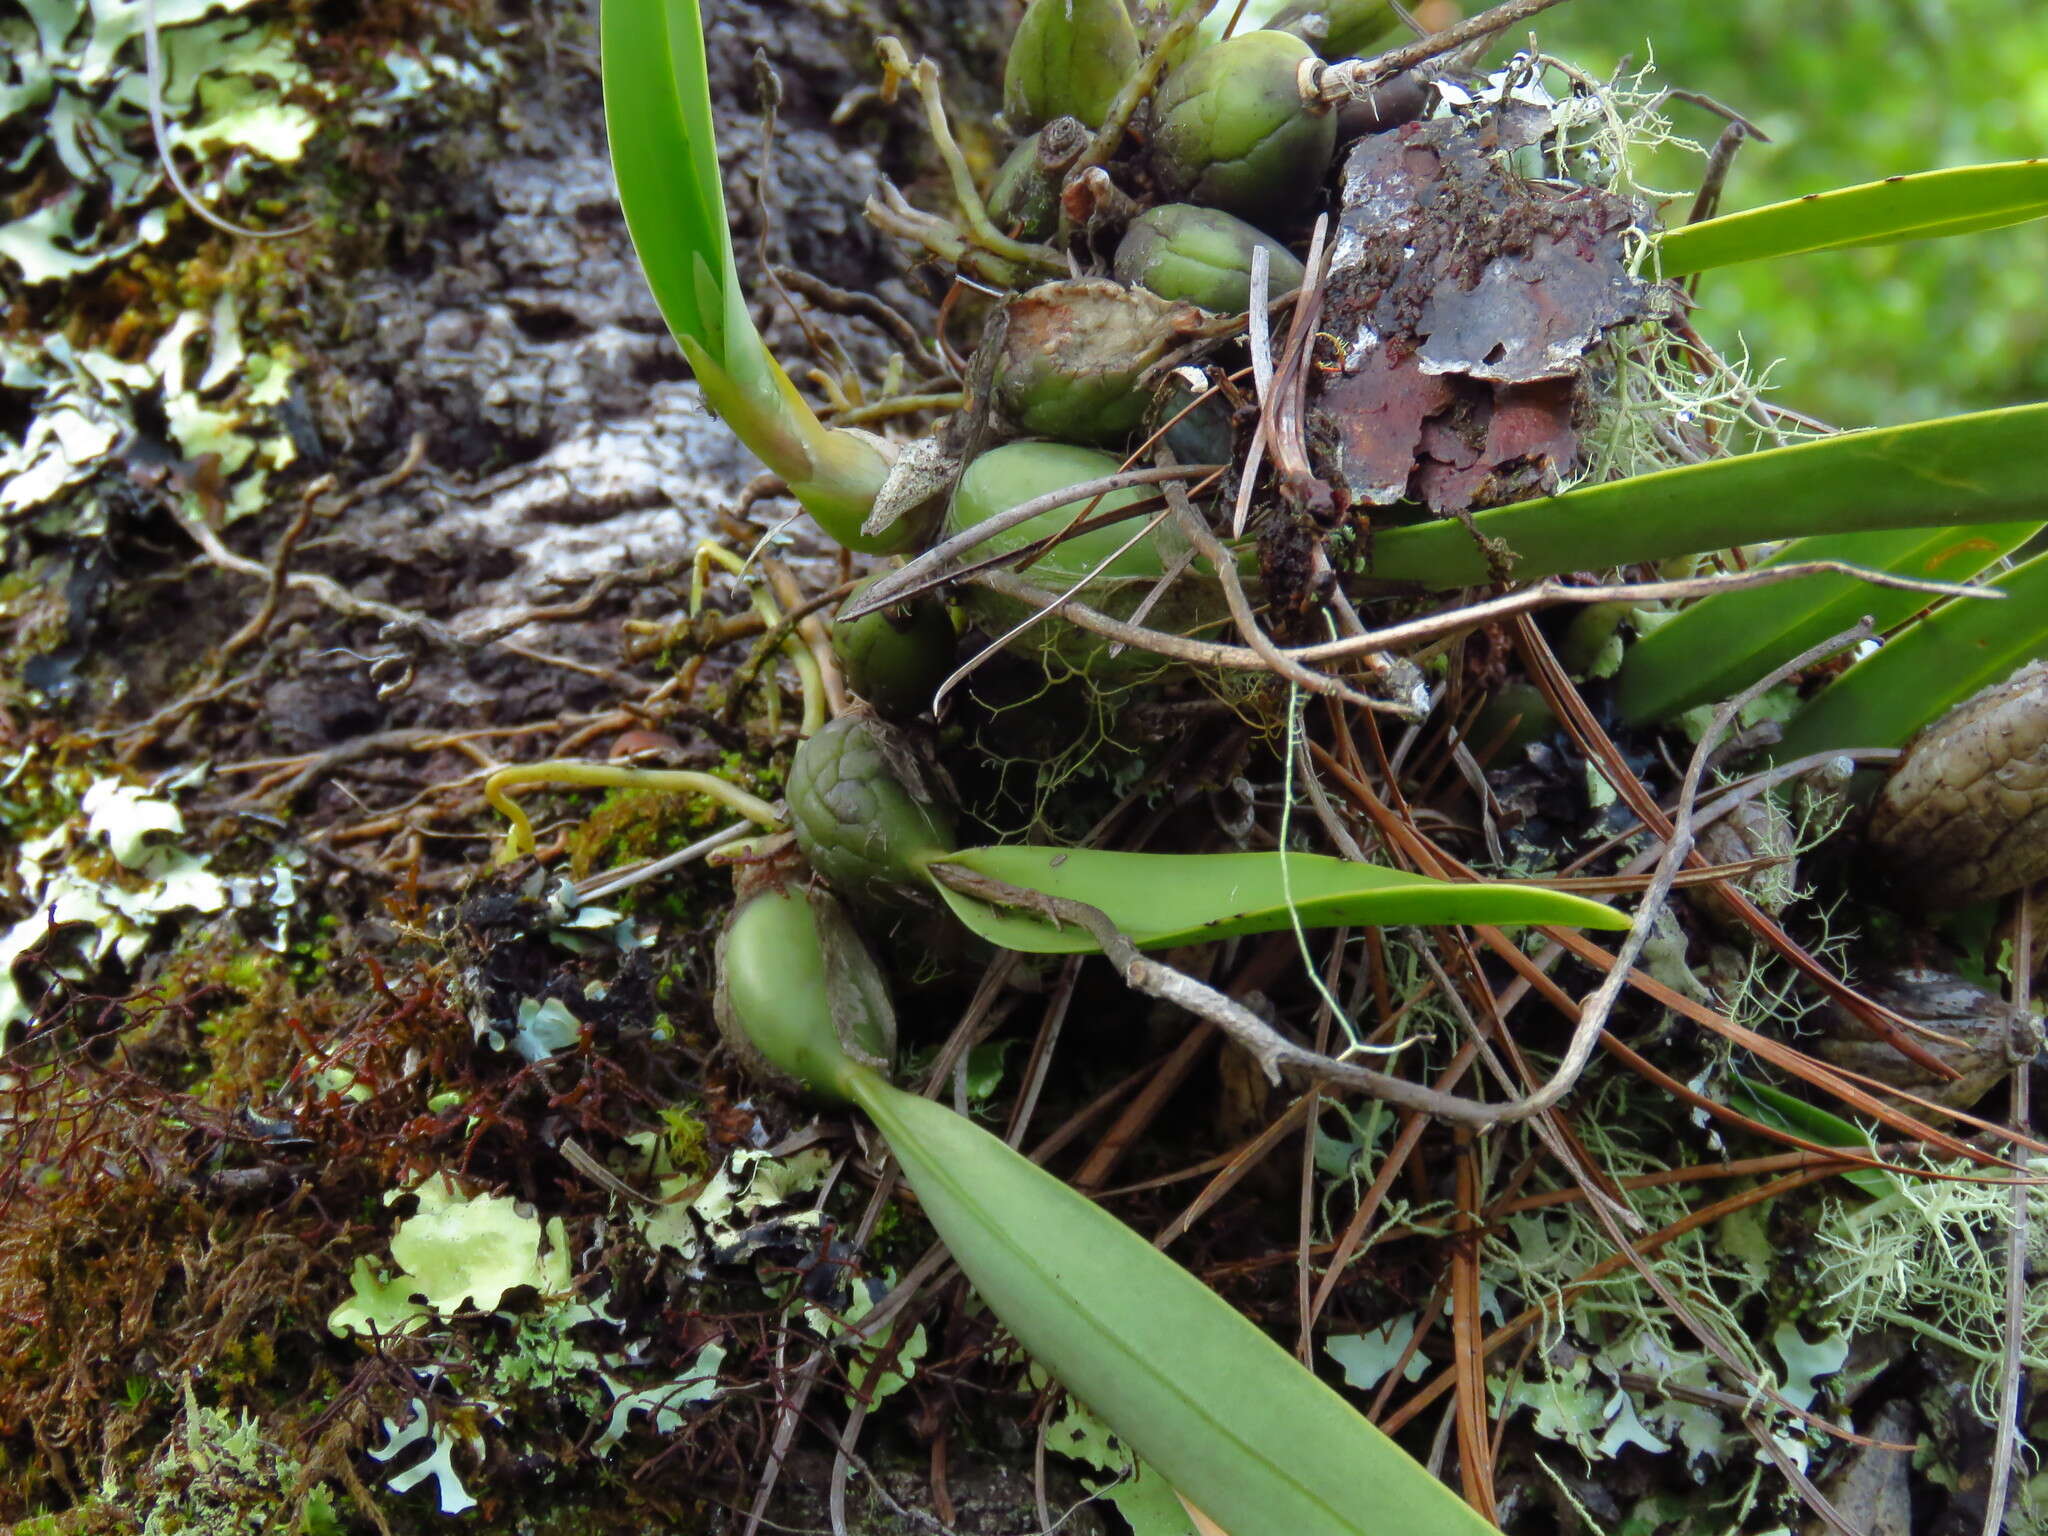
602 0 909 552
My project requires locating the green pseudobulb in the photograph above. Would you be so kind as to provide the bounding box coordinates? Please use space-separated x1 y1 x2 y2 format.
715 879 895 1102
785 714 958 905
831 574 955 720
1114 203 1307 313
946 442 1225 684
1150 30 1336 227
1004 0 1140 131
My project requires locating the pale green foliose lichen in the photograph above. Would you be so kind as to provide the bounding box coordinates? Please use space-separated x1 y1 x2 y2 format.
0 5 312 524
326 1145 836 1506
134 1384 343 1536
1043 1386 1201 1536
0 762 273 1033
0 0 318 284
329 1173 569 1336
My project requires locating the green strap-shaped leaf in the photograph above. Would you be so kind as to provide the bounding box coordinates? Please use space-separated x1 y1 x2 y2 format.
847 1067 1496 1536
601 0 896 548
1770 549 2048 760
1612 522 2043 724
1365 402 2048 590
1659 161 2048 276
601 0 730 364
930 845 1630 954
1728 1075 1897 1200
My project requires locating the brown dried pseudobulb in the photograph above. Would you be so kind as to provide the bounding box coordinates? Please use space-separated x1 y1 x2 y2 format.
1865 660 2048 908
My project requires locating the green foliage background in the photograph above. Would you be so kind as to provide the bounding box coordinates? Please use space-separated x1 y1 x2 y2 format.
1539 0 2048 426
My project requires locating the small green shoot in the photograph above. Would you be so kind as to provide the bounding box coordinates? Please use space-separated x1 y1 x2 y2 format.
1727 1074 1898 1199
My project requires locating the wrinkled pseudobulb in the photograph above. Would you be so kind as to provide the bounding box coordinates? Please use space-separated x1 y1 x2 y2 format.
1149 30 1336 227
786 713 957 904
1813 967 2041 1110
991 279 1208 445
1865 660 2048 908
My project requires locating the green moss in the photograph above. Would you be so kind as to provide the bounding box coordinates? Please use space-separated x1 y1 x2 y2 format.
718 749 783 797
0 744 91 844
564 787 726 881
863 1197 906 1253
158 938 295 1107
218 952 272 996
560 771 782 923
3 1504 138 1536
654 1105 712 1182
207 1334 279 1391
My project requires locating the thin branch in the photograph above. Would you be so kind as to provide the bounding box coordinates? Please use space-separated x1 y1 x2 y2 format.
1068 4 1212 182
931 863 1580 1126
964 561 1978 683
1262 215 1335 525
1686 121 1754 229
572 822 755 904
933 505 1186 712
1300 0 1578 106
1492 620 1876 1124
213 474 329 672
771 266 948 377
1160 459 1384 710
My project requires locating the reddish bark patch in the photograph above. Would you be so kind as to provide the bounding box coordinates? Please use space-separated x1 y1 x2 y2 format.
1313 117 1657 516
